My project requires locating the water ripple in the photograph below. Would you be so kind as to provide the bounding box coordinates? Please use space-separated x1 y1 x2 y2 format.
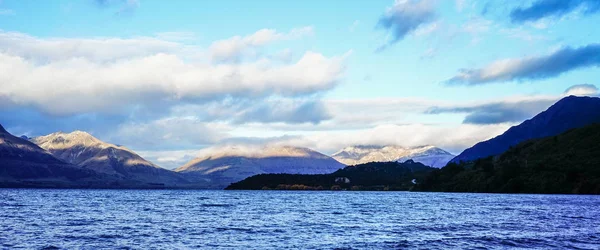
0 189 599 249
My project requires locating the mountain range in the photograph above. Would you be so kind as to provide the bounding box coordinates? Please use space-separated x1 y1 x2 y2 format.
452 95 600 163
32 131 189 186
3 95 600 191
0 128 346 188
332 145 454 168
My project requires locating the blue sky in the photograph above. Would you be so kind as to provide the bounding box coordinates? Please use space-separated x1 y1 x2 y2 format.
1 0 599 168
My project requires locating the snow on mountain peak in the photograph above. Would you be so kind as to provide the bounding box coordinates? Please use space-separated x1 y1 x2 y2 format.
193 144 326 161
34 131 107 150
332 144 454 168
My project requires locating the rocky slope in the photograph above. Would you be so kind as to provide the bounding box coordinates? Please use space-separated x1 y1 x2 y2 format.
176 145 345 189
332 145 454 168
451 96 600 163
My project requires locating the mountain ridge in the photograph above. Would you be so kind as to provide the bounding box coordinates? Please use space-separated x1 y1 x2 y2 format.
176 145 345 189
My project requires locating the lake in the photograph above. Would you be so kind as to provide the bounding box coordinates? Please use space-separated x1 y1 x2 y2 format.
1 189 599 249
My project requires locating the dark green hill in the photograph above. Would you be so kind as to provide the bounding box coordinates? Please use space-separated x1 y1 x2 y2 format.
414 123 600 194
225 160 435 191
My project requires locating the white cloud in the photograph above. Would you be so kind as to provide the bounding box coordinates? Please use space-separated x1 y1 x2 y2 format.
0 31 186 62
0 46 349 115
446 44 600 85
208 27 313 62
564 84 598 96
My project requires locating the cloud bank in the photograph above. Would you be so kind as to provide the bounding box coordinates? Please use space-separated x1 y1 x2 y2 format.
564 83 599 96
0 31 348 117
426 97 557 124
446 44 600 85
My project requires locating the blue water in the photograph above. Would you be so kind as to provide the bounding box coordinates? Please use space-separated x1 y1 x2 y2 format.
0 189 599 249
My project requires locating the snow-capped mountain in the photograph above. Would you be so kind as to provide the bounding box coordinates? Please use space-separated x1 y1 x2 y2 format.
396 147 455 168
32 131 187 185
176 145 345 188
332 145 454 168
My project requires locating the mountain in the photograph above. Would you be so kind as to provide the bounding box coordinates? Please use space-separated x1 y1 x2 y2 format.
176 145 345 189
226 160 435 191
415 123 600 194
32 131 189 186
397 147 455 168
0 124 109 187
452 95 600 163
332 145 454 168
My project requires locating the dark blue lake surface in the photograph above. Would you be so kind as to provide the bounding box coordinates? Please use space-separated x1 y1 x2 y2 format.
0 189 599 249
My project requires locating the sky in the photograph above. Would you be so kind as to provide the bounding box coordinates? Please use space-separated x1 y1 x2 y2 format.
1 0 599 169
